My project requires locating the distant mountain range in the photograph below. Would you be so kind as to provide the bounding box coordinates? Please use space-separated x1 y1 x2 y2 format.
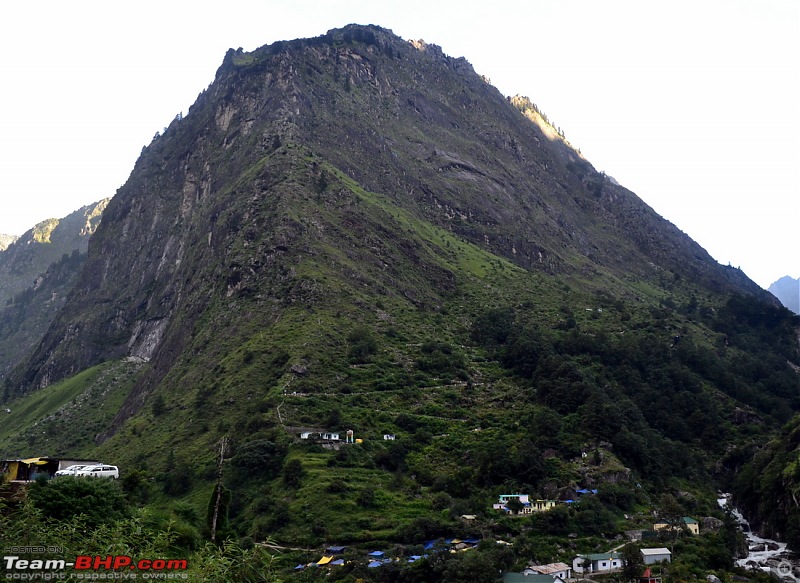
0 200 108 377
768 276 799 315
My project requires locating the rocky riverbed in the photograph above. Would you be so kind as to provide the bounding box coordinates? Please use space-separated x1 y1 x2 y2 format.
718 494 799 581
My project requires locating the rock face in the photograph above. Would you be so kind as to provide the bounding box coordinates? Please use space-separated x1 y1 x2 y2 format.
3 25 789 433
0 200 108 377
768 275 800 315
0 234 17 251
702 516 724 531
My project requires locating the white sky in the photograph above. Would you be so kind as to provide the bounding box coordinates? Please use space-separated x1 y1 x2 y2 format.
0 0 797 288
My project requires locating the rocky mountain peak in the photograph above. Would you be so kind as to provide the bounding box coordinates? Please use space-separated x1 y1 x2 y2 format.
4 24 786 431
0 234 17 251
768 275 800 314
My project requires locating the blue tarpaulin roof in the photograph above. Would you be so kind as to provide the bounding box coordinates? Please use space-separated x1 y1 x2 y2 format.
331 559 345 566
368 561 383 568
368 551 385 557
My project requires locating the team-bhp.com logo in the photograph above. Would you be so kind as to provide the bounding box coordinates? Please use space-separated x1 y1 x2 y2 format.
3 553 188 580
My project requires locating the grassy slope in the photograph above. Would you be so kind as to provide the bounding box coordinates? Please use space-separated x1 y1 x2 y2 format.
0 359 142 458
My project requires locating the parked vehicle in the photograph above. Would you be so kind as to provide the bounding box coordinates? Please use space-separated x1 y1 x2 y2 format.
75 465 119 479
54 464 89 477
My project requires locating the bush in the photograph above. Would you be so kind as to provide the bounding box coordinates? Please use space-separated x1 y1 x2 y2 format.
29 477 128 524
347 325 377 362
470 307 516 346
282 458 304 488
121 469 153 506
230 439 288 480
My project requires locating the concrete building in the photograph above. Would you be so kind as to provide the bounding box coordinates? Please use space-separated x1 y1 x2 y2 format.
640 548 672 565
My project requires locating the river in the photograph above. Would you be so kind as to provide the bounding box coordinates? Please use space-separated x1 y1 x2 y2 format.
718 493 798 581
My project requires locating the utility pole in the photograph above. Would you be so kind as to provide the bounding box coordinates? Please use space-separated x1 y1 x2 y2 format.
210 436 229 544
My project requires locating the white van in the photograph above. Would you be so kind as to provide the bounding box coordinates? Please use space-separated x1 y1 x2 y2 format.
75 465 119 479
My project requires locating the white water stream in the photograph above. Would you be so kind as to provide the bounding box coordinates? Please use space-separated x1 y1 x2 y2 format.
718 494 797 580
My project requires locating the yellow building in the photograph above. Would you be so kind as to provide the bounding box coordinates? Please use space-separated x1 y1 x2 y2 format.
653 516 699 535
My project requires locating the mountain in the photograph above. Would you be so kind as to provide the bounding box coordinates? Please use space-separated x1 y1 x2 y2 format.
768 275 800 315
0 201 108 378
8 25 774 398
0 200 108 304
1 25 798 558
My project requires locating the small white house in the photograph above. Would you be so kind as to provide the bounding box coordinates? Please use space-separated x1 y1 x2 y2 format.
300 431 340 441
640 548 671 565
383 434 396 441
524 562 572 580
572 553 622 574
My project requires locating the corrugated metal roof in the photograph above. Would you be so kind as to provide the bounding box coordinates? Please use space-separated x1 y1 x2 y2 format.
641 548 671 555
528 562 570 574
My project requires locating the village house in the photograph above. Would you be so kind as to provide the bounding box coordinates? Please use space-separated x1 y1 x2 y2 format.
493 495 558 515
653 516 699 535
640 548 672 564
524 562 572 580
298 431 341 441
530 499 557 511
572 552 622 574
494 494 532 514
503 574 562 583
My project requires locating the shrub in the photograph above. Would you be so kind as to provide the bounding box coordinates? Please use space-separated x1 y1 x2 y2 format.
29 477 128 524
347 325 377 362
282 458 304 488
230 439 288 480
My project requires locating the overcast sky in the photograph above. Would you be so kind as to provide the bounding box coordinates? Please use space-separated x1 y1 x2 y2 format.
0 0 797 288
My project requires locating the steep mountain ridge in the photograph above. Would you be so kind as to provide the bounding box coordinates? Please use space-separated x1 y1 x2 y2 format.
212 28 766 296
8 25 774 402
